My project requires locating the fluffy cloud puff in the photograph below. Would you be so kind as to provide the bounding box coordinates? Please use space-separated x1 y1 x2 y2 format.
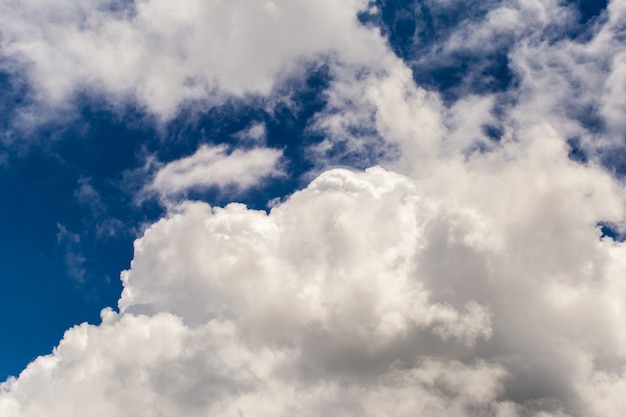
147 145 283 200
3 146 626 416
0 0 386 119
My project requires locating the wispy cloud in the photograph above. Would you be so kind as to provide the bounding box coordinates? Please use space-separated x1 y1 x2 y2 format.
147 145 283 200
56 224 86 283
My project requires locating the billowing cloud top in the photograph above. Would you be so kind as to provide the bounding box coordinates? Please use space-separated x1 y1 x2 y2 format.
4 156 626 416
2 0 626 416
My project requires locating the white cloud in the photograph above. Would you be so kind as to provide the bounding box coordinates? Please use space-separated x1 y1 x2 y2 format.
310 57 446 172
0 0 387 120
4 151 626 416
233 122 268 146
1 167 503 417
476 0 626 162
147 145 283 199
411 0 626 156
0 312 508 417
311 0 626 171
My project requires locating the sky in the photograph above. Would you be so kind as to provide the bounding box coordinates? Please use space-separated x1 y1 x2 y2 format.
1 0 626 416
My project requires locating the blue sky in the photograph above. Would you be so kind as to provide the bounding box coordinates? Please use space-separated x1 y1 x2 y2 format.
1 1 626 416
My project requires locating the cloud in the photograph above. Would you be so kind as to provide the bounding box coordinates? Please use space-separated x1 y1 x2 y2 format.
507 0 626 153
2 167 502 417
311 0 626 174
401 0 626 159
74 177 105 216
309 56 446 171
3 0 626 416
4 149 626 416
56 224 86 283
147 145 283 200
233 122 268 146
0 0 386 120
0 312 507 417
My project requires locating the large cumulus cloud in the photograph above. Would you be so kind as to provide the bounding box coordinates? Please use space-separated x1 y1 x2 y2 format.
3 146 626 416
